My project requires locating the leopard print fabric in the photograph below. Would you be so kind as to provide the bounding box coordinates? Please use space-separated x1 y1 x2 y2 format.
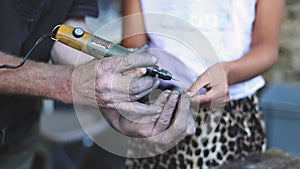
124 95 267 169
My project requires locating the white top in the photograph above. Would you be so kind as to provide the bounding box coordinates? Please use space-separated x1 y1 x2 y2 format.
140 0 265 100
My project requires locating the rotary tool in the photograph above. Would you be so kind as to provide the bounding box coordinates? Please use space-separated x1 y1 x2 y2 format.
51 24 176 81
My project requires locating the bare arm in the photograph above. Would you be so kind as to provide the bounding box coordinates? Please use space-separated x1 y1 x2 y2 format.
0 12 195 140
187 0 285 105
0 18 89 102
0 18 93 102
224 0 285 85
121 0 148 48
0 53 73 103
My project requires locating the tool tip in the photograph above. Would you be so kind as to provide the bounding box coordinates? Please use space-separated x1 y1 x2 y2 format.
172 78 179 81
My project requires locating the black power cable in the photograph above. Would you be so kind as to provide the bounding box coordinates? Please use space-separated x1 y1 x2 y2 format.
0 33 51 69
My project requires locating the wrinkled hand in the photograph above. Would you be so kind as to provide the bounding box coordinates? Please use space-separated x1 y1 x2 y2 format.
117 90 196 144
72 51 160 123
149 91 195 144
72 51 159 106
72 51 195 144
186 63 230 108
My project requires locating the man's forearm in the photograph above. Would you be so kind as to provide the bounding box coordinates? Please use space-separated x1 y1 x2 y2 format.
0 52 73 103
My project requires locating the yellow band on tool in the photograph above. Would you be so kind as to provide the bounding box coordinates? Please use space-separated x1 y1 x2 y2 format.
54 24 91 52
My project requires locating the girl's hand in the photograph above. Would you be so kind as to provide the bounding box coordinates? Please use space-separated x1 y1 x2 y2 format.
186 63 230 108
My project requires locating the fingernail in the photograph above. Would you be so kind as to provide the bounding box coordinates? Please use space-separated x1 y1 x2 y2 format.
156 107 162 113
171 90 180 98
164 90 171 95
173 89 179 94
141 68 147 74
181 94 191 104
164 93 170 99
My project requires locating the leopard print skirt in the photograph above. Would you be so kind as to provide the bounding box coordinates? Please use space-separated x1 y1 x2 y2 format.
124 95 267 169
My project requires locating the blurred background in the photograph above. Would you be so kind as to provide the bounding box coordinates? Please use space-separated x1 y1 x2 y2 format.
260 0 300 158
36 0 300 168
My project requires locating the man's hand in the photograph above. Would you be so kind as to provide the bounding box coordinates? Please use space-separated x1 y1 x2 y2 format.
71 51 195 143
148 92 196 144
71 52 162 137
72 51 159 105
110 90 196 144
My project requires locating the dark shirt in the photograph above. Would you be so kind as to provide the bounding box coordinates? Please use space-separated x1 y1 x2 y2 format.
0 0 98 147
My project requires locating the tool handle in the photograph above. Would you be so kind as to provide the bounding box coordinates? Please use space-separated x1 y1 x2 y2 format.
51 24 174 80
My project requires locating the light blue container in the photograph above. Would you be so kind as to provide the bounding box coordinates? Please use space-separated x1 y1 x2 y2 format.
260 83 300 157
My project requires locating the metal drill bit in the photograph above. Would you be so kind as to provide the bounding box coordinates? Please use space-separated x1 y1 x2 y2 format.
146 67 178 81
